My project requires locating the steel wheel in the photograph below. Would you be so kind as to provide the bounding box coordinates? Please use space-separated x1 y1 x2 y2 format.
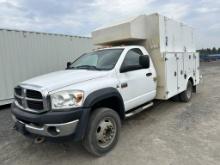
96 117 117 148
83 107 121 156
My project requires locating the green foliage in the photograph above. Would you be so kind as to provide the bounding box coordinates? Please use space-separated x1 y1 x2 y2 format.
197 47 220 56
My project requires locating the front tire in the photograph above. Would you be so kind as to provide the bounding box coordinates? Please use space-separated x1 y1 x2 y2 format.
83 108 121 157
179 80 193 102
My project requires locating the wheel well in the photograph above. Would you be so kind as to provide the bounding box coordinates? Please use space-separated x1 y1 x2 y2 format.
91 96 125 120
188 77 196 92
188 77 194 85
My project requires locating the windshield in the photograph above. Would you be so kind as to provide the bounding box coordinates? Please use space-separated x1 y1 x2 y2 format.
68 49 123 70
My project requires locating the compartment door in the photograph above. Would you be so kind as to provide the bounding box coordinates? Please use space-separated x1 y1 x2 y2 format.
194 52 200 85
165 53 178 98
177 53 185 92
184 52 194 75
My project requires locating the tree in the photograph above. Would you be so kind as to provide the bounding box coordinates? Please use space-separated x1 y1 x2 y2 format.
200 49 204 55
212 47 217 54
197 47 220 55
207 48 211 54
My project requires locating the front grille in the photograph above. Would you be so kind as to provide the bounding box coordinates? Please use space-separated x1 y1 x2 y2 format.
26 90 42 99
27 100 44 110
15 87 22 96
14 86 47 113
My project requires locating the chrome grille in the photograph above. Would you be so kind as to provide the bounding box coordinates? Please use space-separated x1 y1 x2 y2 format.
26 89 42 99
14 86 48 113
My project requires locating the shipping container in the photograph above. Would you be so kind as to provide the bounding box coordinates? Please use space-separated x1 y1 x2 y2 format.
0 29 94 105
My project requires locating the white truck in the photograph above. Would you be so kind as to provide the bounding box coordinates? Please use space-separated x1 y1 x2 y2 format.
11 13 200 156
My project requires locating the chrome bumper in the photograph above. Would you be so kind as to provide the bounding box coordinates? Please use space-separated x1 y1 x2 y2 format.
12 115 79 137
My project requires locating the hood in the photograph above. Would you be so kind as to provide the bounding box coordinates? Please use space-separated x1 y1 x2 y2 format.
21 69 109 92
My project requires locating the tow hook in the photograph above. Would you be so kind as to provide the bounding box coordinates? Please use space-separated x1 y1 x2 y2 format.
34 136 45 144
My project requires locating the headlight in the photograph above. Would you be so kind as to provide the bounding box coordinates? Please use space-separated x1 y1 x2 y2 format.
51 90 84 110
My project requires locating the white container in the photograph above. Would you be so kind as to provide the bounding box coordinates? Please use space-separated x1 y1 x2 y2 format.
0 29 94 105
92 13 199 100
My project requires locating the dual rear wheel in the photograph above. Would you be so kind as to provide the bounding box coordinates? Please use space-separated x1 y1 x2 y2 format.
171 80 193 102
179 80 193 102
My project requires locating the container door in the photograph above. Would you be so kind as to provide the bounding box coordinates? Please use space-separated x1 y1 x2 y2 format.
165 53 178 98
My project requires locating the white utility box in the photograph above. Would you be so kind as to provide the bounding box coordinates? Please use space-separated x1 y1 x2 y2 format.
92 13 199 100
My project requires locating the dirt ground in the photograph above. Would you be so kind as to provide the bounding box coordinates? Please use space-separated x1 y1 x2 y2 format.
0 62 220 165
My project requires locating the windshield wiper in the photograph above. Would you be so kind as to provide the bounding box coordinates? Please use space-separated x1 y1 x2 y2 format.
75 65 101 70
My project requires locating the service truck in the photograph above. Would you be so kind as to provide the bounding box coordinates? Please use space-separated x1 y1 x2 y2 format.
11 13 200 156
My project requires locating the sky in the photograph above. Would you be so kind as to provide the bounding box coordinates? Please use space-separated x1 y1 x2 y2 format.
0 0 219 49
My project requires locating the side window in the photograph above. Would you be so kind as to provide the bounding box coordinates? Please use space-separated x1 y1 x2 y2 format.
121 48 143 68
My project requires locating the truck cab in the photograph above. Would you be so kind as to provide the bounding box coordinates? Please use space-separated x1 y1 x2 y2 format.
12 46 157 156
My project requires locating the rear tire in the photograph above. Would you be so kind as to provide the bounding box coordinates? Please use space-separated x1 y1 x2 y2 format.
179 80 193 102
170 95 180 102
82 108 121 157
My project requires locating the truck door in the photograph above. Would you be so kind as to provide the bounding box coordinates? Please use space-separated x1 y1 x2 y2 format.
118 48 156 111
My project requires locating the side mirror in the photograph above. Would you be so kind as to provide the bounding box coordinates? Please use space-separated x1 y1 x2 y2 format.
120 66 133 73
66 62 72 69
139 55 150 68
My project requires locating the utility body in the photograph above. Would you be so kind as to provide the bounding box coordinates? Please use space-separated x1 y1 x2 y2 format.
11 13 200 156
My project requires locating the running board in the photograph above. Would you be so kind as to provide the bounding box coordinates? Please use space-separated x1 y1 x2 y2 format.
125 102 154 118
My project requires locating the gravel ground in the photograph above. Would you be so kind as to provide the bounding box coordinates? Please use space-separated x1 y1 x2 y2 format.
0 62 220 165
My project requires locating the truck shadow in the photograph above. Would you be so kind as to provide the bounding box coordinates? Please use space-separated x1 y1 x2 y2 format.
0 104 11 111
22 99 178 159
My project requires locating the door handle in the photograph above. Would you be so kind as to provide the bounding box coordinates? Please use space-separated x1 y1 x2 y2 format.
121 82 128 88
146 73 152 77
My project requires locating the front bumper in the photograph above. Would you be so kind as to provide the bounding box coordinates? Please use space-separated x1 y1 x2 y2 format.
11 102 90 141
12 116 79 137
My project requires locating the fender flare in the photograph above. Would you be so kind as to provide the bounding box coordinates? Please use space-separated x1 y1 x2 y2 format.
186 76 195 85
83 87 125 119
187 76 196 92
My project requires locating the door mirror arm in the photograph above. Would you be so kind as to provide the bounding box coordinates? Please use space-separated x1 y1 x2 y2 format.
66 62 72 69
